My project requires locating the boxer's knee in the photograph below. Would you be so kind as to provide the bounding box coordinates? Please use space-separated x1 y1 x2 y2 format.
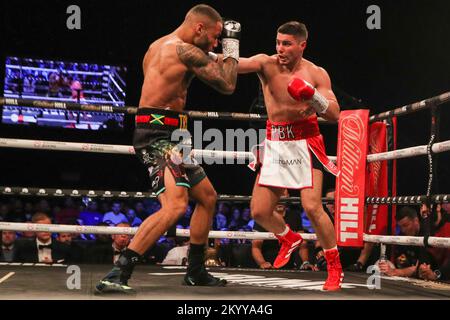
302 200 324 220
195 187 217 214
203 188 218 211
250 203 271 221
164 195 189 219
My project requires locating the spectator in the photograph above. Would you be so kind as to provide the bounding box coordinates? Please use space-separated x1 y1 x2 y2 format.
56 232 84 263
213 238 230 266
102 202 127 226
55 198 80 225
126 209 142 227
23 74 36 94
416 204 449 282
431 203 450 234
15 212 70 264
112 222 132 264
134 201 149 221
213 201 231 258
56 232 72 245
89 223 131 264
241 207 254 229
93 222 113 245
0 231 18 262
47 71 62 97
213 212 228 231
161 238 190 266
18 229 36 239
147 200 161 215
379 205 450 282
78 200 103 226
205 245 222 267
228 208 243 231
217 202 231 217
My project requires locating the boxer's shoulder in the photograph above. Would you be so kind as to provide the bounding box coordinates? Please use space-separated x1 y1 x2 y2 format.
261 54 281 71
303 59 327 74
266 54 279 64
302 59 330 84
145 36 182 61
252 53 271 62
175 42 210 68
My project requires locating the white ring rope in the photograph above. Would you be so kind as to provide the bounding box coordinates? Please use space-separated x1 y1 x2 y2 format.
0 138 253 161
1 137 450 163
0 222 449 248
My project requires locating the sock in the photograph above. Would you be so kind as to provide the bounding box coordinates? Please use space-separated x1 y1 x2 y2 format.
115 248 141 284
187 243 206 276
276 226 289 237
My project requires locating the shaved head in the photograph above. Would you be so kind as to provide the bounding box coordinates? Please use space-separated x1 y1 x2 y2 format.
185 4 222 25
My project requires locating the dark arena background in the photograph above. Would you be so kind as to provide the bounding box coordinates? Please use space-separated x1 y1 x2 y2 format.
1 0 450 310
1 0 449 196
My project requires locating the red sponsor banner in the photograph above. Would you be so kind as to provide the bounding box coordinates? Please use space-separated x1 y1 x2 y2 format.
335 110 369 247
366 122 389 235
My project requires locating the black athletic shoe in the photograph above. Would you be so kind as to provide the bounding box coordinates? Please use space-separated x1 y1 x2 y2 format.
95 267 136 294
183 270 227 287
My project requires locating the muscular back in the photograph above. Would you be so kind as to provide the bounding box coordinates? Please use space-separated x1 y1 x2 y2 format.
139 34 192 111
139 32 238 112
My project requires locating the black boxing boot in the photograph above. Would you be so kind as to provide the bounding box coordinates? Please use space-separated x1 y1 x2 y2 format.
183 243 227 287
95 248 140 294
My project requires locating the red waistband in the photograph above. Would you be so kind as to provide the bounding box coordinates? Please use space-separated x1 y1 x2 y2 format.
266 117 320 141
136 115 180 126
135 109 189 130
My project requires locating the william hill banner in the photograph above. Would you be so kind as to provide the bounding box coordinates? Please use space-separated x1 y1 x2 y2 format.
335 110 369 247
366 122 389 235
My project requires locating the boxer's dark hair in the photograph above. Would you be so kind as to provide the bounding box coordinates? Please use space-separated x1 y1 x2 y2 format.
396 206 418 221
277 21 308 40
186 4 222 23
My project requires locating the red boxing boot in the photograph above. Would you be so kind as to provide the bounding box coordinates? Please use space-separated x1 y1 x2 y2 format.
323 248 344 291
273 228 303 269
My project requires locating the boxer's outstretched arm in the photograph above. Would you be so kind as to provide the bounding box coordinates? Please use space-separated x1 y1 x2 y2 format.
177 43 237 95
238 54 266 74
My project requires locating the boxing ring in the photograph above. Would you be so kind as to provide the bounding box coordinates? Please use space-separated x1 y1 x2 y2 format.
1 264 449 300
1 92 450 299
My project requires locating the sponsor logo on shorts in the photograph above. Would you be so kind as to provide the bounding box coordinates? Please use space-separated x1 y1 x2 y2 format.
152 176 160 189
272 158 302 166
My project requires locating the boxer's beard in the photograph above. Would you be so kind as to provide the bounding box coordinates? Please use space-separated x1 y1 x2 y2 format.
195 34 209 52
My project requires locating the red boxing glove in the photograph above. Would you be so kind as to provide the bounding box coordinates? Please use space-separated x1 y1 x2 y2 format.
287 77 329 114
287 77 315 100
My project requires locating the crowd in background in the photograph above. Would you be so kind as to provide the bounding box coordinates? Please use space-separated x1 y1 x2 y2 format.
0 193 449 282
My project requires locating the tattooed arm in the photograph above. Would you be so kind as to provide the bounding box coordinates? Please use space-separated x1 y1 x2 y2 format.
177 43 238 95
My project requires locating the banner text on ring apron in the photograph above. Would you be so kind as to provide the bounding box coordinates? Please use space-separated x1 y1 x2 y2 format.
335 110 369 247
